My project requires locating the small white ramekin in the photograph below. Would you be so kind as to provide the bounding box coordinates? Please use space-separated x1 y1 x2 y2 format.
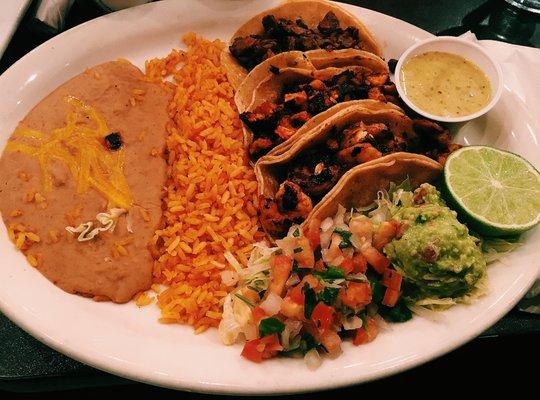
394 36 503 123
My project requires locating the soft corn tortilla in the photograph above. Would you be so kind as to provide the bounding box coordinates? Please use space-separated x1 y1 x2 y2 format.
304 155 442 226
222 0 383 89
0 61 171 303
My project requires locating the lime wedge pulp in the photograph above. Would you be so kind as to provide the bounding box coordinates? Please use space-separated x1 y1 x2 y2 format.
444 146 540 236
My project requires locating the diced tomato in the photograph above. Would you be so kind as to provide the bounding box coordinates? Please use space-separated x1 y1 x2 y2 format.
268 255 293 296
242 288 260 304
338 257 355 274
319 329 342 355
360 245 390 274
294 236 314 268
382 269 403 291
302 274 319 289
280 296 304 319
391 219 408 239
353 317 378 346
349 218 373 240
339 282 372 309
288 275 318 305
303 218 321 249
288 285 304 305
372 221 397 250
311 302 334 333
314 259 325 272
241 334 283 363
352 252 367 273
382 287 400 307
252 306 267 325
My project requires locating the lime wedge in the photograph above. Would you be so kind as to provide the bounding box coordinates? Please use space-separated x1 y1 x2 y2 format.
444 146 540 236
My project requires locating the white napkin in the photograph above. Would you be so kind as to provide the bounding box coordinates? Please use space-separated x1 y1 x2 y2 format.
460 31 540 119
461 32 540 313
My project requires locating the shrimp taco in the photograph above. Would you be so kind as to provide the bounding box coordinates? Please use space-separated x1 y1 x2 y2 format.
222 0 382 89
236 49 398 162
255 101 457 237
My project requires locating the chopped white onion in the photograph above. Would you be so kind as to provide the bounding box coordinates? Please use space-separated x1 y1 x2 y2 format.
284 319 303 337
342 316 363 330
320 229 332 250
408 304 447 323
220 270 239 287
285 273 300 288
260 292 283 316
224 251 243 272
350 232 363 249
321 217 334 232
275 236 297 257
304 348 322 370
333 205 346 227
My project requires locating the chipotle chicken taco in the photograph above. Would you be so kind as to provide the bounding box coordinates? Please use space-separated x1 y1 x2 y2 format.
236 50 398 162
0 61 171 303
255 101 458 237
222 0 382 89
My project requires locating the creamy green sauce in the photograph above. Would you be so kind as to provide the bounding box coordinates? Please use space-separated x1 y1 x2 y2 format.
384 184 486 300
401 51 492 117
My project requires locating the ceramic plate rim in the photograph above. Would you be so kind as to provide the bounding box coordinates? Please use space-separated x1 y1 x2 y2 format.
0 0 538 395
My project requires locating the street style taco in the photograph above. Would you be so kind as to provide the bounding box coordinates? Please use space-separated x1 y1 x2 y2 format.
255 101 457 237
222 0 383 89
236 49 398 162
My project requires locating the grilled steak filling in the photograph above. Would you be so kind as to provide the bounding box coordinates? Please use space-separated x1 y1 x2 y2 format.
230 12 365 70
241 69 398 160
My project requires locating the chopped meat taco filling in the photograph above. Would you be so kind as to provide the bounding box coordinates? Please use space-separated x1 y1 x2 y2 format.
258 115 459 237
241 69 399 160
230 12 366 70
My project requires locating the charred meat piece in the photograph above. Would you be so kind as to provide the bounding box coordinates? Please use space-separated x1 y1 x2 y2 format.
243 68 391 161
412 119 462 163
337 143 383 166
249 138 276 159
230 12 362 70
229 36 280 70
286 148 342 199
259 181 313 237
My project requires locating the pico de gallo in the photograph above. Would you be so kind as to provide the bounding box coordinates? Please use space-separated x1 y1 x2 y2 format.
218 182 491 368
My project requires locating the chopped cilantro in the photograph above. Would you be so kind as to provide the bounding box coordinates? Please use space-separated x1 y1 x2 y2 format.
293 247 303 254
259 317 285 337
293 228 300 237
378 298 412 322
318 287 339 306
303 283 317 319
234 293 255 308
314 267 345 281
334 228 352 248
369 280 385 304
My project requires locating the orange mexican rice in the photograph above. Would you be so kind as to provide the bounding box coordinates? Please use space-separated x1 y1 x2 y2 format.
145 33 264 333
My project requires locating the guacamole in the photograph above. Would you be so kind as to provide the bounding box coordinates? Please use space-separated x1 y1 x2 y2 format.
384 184 486 301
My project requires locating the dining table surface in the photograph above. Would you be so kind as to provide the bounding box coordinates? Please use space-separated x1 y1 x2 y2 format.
0 0 538 398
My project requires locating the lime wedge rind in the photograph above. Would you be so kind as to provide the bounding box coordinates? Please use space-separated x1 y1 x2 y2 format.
444 146 540 235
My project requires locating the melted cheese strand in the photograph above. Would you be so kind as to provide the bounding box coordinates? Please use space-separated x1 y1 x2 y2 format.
6 96 133 208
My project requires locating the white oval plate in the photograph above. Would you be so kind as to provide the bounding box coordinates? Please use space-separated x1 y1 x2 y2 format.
0 0 538 395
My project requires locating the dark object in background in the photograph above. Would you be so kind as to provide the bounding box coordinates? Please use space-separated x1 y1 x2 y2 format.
0 0 538 395
30 0 75 36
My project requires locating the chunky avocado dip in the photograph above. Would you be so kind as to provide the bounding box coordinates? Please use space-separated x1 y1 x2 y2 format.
384 184 487 304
